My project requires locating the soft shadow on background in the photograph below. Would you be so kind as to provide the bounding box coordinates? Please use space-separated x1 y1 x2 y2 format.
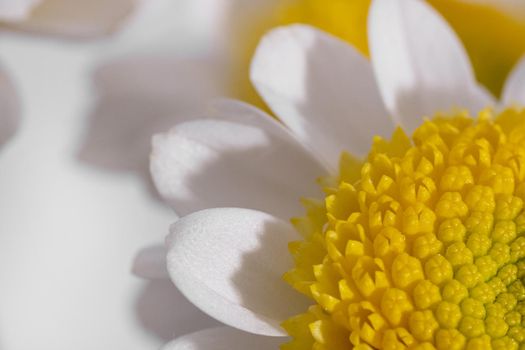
135 280 220 341
77 55 224 200
0 1 216 349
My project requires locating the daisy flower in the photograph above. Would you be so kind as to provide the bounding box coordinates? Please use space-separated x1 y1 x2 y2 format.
140 0 525 348
0 0 135 38
79 0 525 196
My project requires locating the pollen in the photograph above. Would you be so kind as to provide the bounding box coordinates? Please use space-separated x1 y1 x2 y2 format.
283 108 525 349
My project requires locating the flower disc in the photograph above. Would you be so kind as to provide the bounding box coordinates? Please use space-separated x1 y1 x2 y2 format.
284 108 525 350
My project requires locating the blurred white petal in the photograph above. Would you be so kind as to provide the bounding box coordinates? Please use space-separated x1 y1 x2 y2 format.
502 56 525 106
133 245 169 280
5 0 135 37
0 0 40 21
369 0 494 131
166 208 310 336
162 327 283 350
184 0 231 50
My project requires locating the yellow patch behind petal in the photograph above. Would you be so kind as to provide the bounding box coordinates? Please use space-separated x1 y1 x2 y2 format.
429 0 525 97
277 0 371 56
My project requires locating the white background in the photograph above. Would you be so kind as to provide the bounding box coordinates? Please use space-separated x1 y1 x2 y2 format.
0 0 221 348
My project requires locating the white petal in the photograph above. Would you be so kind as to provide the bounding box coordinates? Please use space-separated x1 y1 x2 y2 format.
101 0 216 57
166 208 309 336
132 245 169 280
0 65 20 145
368 0 494 131
502 56 525 106
6 0 134 37
150 101 326 219
251 24 393 169
162 327 283 350
0 0 40 20
183 0 231 49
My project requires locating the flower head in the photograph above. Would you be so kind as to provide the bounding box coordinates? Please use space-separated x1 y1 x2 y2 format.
284 109 525 349
140 0 525 348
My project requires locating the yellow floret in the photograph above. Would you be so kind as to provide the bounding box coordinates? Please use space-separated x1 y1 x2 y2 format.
284 108 525 349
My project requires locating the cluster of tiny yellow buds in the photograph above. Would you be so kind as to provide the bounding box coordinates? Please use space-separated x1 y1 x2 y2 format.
283 108 525 350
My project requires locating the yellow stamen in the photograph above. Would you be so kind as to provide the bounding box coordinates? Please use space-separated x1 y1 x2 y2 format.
284 108 525 349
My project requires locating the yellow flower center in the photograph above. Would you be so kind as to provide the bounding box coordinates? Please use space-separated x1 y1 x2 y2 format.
229 0 525 107
283 108 525 350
